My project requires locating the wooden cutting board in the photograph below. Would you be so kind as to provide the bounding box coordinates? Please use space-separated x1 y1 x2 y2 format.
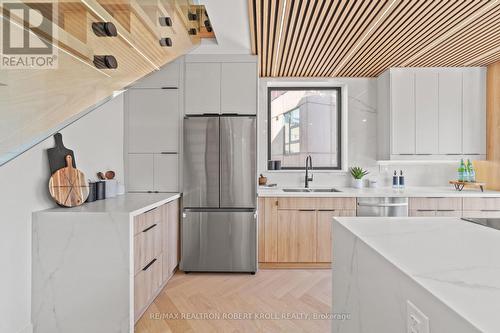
49 155 89 207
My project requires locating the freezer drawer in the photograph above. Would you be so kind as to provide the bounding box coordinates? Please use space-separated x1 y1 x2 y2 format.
181 210 257 272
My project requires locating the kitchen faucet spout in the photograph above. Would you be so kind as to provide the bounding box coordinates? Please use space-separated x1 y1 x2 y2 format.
305 155 313 188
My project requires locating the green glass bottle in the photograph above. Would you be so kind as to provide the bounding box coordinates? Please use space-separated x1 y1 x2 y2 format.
458 159 465 182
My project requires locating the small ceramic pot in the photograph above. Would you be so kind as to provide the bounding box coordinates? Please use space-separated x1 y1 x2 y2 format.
352 178 364 189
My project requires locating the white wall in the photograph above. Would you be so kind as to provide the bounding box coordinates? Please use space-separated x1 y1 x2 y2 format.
258 77 456 187
0 95 124 333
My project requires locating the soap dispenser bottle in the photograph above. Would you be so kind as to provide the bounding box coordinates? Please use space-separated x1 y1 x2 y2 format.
392 170 399 189
399 170 405 189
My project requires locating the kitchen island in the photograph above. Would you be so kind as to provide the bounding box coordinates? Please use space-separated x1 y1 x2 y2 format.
32 193 181 333
332 217 500 333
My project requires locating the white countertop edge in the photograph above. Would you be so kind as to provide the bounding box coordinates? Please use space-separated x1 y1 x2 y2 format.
129 193 181 217
257 186 500 197
332 217 496 333
34 192 182 216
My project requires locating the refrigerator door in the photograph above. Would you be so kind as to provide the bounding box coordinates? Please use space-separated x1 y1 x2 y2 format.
220 116 256 208
181 209 257 272
183 117 219 208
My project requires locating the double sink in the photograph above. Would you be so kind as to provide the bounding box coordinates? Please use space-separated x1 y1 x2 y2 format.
282 188 342 193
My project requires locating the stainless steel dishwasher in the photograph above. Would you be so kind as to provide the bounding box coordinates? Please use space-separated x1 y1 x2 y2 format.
356 197 408 216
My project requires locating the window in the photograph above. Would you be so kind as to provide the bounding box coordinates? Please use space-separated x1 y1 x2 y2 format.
268 87 342 170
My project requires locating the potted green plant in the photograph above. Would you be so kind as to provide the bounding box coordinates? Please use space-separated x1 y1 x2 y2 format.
350 167 369 189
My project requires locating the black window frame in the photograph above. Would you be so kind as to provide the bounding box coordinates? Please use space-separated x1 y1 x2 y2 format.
267 86 342 170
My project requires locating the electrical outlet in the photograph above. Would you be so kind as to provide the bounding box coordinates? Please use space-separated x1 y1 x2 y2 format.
407 300 429 333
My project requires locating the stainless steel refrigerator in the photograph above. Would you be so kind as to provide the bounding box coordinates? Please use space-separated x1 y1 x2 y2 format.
181 115 257 273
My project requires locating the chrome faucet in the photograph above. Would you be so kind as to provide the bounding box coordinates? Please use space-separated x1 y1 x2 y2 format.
305 155 313 188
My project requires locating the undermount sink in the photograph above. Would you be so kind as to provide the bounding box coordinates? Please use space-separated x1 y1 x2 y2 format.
282 188 342 193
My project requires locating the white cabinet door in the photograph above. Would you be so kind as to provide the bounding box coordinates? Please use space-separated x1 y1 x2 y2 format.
391 70 415 154
438 71 463 154
128 154 154 192
463 68 486 154
415 71 438 154
185 62 221 114
131 60 180 88
154 154 178 192
221 62 257 114
128 89 179 153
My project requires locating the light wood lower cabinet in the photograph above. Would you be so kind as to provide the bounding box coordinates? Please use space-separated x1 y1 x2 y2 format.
409 197 463 217
278 210 317 263
258 197 355 267
162 199 180 282
134 198 180 322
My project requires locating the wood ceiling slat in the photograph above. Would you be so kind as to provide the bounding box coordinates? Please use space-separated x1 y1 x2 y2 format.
358 0 467 76
265 0 277 76
309 0 354 76
273 0 292 76
261 0 268 76
409 6 500 67
300 0 342 76
277 0 298 76
287 0 318 76
363 0 484 76
341 0 440 77
326 0 388 76
281 0 308 77
289 0 326 76
248 0 256 54
248 0 500 77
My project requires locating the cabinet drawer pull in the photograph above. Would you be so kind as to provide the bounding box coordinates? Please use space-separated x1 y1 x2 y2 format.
142 258 157 271
142 223 157 233
480 209 500 212
437 209 454 212
318 209 336 212
298 209 315 211
416 209 434 212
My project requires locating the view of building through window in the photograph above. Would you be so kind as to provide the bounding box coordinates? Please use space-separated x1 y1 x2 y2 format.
268 87 342 169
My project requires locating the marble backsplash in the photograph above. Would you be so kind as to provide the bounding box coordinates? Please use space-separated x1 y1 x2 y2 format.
257 77 457 188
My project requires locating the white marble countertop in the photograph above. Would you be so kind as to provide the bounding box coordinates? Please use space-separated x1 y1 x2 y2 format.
258 186 500 197
334 217 500 333
36 192 181 216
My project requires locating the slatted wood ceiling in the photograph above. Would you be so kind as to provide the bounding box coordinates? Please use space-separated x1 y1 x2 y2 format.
248 0 500 77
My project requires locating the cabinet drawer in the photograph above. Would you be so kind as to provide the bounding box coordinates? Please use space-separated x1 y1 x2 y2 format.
462 210 500 218
463 197 500 211
409 197 462 211
134 254 163 321
277 197 355 210
134 222 162 275
134 207 162 235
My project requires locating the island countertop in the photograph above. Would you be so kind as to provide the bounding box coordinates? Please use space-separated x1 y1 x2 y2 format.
333 217 500 333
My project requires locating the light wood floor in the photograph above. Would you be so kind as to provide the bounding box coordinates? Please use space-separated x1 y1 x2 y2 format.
135 269 332 333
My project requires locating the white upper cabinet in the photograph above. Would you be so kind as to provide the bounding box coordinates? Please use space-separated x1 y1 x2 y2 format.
131 60 180 88
415 71 438 154
377 67 486 160
463 68 486 155
127 89 179 153
390 70 415 154
221 62 257 114
185 62 221 114
438 70 463 154
184 55 258 115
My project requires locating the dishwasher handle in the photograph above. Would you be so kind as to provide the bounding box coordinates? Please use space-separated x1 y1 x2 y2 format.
357 202 409 207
